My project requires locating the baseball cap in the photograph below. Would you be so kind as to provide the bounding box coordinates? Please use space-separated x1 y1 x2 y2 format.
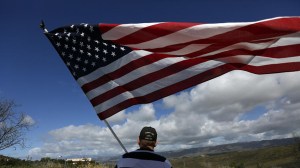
139 126 157 141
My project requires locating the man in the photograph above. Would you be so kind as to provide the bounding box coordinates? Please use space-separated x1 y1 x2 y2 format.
115 126 172 168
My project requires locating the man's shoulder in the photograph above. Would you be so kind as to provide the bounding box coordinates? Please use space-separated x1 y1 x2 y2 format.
122 150 167 162
117 150 172 168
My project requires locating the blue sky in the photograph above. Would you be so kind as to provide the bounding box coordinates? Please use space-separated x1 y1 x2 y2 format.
1 0 300 160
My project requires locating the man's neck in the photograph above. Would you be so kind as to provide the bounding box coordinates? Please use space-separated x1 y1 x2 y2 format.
139 146 154 151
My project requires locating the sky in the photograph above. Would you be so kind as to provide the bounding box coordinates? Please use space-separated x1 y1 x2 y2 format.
1 0 300 160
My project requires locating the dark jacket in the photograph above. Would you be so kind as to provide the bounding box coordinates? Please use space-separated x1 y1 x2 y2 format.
115 148 172 168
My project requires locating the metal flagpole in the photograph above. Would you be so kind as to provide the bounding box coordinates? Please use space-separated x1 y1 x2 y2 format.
104 119 128 153
40 20 128 154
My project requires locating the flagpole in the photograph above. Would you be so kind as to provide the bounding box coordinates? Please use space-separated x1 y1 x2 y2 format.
104 119 128 153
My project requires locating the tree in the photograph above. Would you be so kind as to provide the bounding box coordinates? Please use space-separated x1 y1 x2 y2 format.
0 99 34 150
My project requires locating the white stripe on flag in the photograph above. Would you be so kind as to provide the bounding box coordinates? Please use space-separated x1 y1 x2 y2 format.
269 35 300 48
249 56 300 66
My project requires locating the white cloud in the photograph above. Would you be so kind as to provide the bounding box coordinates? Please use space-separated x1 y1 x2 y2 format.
106 110 126 124
29 71 300 160
22 115 35 125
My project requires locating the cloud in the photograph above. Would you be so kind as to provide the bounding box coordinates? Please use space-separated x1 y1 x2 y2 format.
107 104 156 124
29 71 300 159
29 124 124 158
22 115 35 125
29 104 158 159
106 111 126 124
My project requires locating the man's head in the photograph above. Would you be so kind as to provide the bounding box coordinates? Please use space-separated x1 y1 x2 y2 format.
138 126 157 149
139 126 157 141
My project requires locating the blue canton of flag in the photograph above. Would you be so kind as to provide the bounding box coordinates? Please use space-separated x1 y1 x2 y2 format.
46 24 131 79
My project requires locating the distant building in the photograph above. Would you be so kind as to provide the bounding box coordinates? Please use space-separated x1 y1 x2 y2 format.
66 157 92 162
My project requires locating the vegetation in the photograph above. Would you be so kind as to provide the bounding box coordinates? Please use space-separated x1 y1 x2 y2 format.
1 141 299 167
169 143 300 168
0 155 113 168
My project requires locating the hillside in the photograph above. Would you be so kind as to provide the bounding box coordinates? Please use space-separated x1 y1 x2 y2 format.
98 138 300 161
169 143 300 168
159 137 300 158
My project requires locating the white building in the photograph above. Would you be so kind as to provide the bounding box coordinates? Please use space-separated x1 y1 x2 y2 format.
66 158 92 162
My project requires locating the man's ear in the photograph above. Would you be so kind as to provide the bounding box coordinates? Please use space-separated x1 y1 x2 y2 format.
137 137 140 145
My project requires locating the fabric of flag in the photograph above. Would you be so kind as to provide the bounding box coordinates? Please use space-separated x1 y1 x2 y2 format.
45 17 300 120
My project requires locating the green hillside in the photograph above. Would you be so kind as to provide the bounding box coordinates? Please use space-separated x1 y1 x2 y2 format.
170 143 300 168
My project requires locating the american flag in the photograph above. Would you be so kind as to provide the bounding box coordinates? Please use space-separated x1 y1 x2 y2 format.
45 17 300 120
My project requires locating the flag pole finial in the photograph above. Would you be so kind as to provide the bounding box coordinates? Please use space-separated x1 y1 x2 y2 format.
40 20 48 33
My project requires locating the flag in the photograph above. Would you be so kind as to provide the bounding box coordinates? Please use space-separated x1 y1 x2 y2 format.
45 17 300 120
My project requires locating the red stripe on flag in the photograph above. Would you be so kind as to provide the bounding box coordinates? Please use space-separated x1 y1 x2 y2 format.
262 44 300 58
241 62 300 74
